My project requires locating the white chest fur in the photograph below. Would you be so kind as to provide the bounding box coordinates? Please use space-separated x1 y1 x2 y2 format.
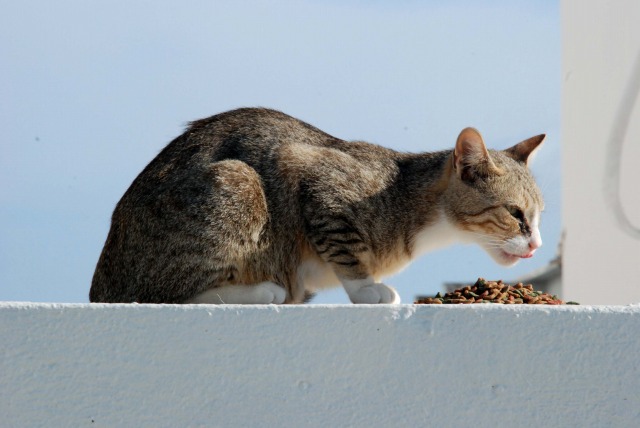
371 212 467 279
297 257 341 292
412 212 469 257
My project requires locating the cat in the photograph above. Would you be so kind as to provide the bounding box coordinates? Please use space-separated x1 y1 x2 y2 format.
90 107 544 304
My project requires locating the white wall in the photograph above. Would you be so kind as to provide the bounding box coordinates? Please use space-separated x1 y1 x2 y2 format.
2 303 639 427
562 0 640 304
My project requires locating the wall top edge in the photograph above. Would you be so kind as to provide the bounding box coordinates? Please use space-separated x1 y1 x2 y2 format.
1 301 639 314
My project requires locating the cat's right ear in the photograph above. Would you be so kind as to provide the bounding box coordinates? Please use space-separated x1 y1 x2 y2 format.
504 134 545 166
453 127 501 182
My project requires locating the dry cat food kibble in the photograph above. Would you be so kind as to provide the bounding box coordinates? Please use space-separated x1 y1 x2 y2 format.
415 278 579 305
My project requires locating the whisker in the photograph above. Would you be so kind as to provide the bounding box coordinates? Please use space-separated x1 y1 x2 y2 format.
463 231 507 242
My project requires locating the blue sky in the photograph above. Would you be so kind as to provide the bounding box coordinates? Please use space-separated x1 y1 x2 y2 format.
1 1 560 303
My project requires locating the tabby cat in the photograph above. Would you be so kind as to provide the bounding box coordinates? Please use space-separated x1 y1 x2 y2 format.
90 108 544 304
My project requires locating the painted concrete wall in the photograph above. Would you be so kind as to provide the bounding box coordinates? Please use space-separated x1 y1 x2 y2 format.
2 302 639 427
562 0 640 304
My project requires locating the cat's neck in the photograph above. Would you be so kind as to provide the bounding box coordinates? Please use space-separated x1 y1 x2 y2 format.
382 150 461 254
394 150 467 256
395 150 453 212
397 150 452 191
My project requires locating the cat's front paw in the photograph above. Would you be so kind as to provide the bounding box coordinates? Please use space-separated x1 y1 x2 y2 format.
349 283 401 304
254 282 287 304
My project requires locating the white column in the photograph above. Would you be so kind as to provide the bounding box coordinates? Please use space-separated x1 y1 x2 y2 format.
562 0 640 304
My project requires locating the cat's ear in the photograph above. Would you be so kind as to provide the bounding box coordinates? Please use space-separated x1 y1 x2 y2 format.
504 134 545 166
453 127 501 182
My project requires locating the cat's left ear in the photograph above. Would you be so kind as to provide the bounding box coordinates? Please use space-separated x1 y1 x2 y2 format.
453 127 502 182
504 134 545 166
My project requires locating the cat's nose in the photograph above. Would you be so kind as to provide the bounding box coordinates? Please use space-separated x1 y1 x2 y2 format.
529 239 541 251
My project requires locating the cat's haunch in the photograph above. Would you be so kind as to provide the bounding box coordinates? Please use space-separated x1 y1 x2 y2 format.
90 108 544 304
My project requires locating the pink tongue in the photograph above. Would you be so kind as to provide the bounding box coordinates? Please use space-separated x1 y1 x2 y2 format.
520 252 534 259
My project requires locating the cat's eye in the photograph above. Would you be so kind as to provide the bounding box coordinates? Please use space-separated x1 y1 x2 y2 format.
507 206 525 224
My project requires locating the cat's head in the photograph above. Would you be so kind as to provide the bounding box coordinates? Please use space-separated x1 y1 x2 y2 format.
444 127 545 266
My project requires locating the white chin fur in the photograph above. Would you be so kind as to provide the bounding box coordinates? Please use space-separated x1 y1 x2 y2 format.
485 247 521 267
484 234 536 266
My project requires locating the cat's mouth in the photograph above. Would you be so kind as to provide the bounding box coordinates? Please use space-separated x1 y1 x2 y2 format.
503 250 534 259
502 249 535 261
487 248 535 266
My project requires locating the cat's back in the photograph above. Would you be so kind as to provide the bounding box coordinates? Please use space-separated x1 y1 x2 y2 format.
186 107 339 155
117 108 342 203
172 107 397 168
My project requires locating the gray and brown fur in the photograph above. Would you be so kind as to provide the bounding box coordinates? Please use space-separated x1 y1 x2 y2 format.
90 108 544 303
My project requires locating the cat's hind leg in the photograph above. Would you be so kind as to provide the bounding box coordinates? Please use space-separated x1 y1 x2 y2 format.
181 160 286 304
185 282 286 304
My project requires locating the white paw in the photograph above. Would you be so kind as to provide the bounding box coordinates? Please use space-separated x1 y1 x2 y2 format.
255 281 286 304
348 283 401 304
185 282 286 304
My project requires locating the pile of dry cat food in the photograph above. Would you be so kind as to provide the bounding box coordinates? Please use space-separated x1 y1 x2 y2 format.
415 278 578 305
